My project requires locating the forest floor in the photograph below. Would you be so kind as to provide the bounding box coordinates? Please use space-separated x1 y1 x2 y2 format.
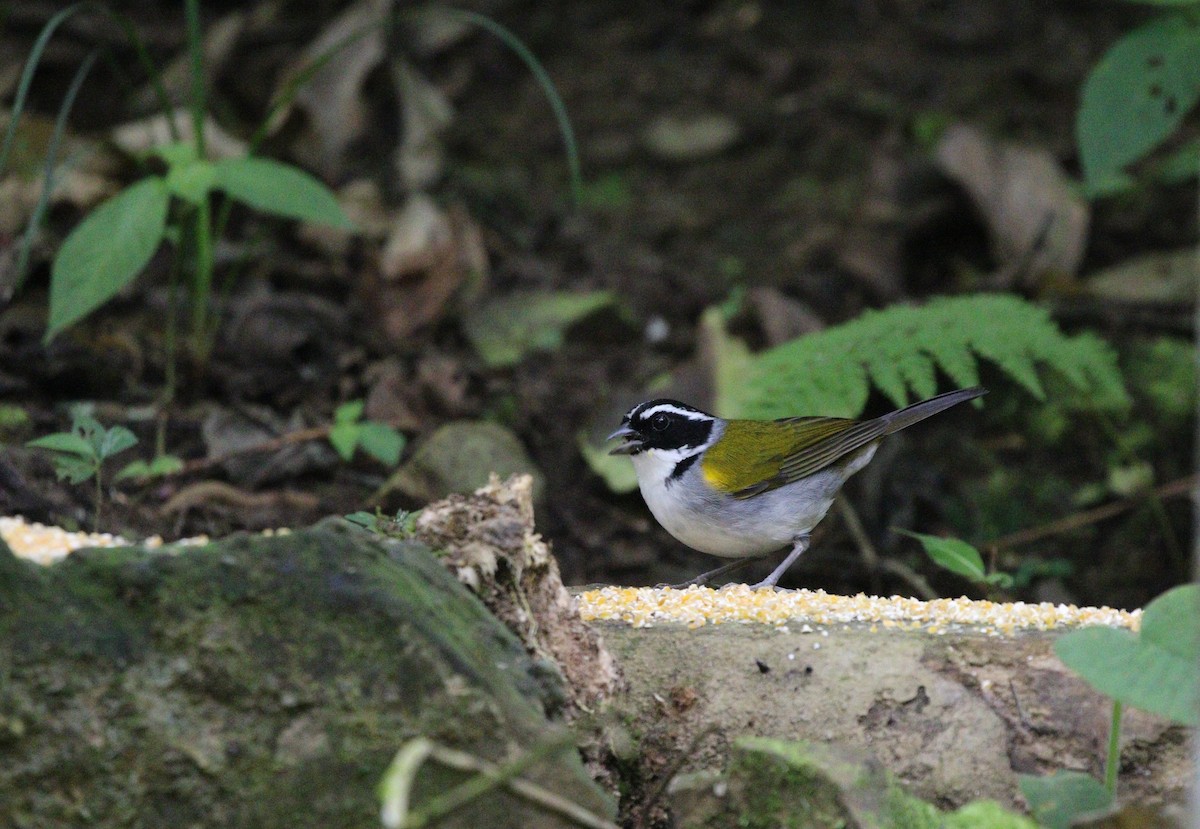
0 0 1194 608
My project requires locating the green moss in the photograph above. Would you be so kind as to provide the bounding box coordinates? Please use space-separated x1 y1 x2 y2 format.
695 736 1033 829
0 521 612 829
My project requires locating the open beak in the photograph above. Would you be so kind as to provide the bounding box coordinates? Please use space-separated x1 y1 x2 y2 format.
606 425 643 455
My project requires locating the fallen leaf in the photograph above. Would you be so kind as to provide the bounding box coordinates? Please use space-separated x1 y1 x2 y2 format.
1084 249 1196 305
462 290 615 368
364 197 488 344
279 0 388 177
392 59 454 191
936 123 1089 287
643 112 740 162
132 11 245 111
111 109 248 159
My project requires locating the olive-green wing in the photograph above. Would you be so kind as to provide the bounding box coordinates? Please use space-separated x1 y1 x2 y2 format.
718 415 887 499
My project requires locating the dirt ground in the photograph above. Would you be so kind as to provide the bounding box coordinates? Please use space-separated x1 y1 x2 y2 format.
0 0 1194 607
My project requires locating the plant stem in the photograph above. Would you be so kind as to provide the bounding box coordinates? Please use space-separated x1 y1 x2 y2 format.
1104 699 1122 796
190 198 214 365
184 0 206 158
93 465 103 530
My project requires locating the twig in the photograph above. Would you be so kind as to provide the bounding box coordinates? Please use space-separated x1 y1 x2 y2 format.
380 734 618 829
986 473 1198 552
634 725 721 829
837 499 881 594
177 424 331 475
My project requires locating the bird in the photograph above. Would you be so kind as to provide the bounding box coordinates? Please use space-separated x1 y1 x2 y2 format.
607 386 986 589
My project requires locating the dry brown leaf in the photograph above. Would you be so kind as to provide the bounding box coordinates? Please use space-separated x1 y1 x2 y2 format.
132 11 245 111
1084 249 1197 305
296 179 392 256
280 0 388 177
936 123 1089 287
111 109 248 159
363 195 488 344
391 59 454 191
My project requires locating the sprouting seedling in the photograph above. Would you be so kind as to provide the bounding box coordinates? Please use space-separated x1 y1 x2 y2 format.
896 530 1014 594
328 400 405 466
26 405 138 528
1019 584 1199 827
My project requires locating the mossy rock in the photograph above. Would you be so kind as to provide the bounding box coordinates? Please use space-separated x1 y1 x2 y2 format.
0 519 612 829
679 737 1036 829
381 420 546 505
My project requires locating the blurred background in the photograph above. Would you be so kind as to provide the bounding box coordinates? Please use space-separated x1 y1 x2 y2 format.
0 0 1194 608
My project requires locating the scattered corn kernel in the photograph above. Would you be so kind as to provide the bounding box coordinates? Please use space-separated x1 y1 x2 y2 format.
2 516 1143 635
577 584 1140 633
1 515 209 566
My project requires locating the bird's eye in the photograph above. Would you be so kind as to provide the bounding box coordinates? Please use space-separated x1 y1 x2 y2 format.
650 413 670 431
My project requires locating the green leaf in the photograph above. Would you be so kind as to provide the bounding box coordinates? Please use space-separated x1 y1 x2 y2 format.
116 453 185 481
97 425 137 459
698 307 754 417
898 530 988 583
47 176 170 341
357 422 405 466
1077 15 1200 195
328 421 360 461
211 157 353 228
147 454 184 476
462 291 616 368
27 431 94 458
152 140 200 166
1153 136 1200 184
734 295 1129 419
985 572 1015 589
1055 584 1199 725
164 157 216 205
52 454 99 485
334 400 365 424
1018 771 1113 829
116 460 150 480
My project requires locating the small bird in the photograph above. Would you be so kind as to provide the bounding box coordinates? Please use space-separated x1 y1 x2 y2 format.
608 386 986 589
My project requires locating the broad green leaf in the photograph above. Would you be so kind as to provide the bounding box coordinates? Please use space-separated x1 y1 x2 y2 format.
212 157 353 228
462 291 616 368
47 176 169 340
152 140 199 166
1018 771 1112 829
736 295 1126 420
117 453 185 481
116 460 149 480
1077 15 1200 194
334 400 365 424
53 455 98 485
985 572 1015 589
1055 584 1199 725
899 530 987 583
164 157 216 205
98 425 137 459
697 307 754 418
27 431 94 457
147 454 184 475
357 422 405 466
1153 136 1200 184
328 421 360 461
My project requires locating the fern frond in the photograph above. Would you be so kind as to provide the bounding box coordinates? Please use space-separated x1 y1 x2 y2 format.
728 294 1130 419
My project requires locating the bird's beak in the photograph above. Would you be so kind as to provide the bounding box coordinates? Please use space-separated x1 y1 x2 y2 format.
606 425 642 455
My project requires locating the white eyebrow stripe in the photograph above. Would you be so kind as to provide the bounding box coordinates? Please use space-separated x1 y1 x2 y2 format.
638 403 709 421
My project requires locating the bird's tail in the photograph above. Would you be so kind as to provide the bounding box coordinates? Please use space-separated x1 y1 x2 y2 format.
879 386 987 435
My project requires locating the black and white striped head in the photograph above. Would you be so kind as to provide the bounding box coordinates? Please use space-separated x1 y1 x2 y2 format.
607 399 717 457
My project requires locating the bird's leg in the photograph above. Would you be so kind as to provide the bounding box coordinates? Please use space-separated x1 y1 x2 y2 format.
666 556 759 589
750 534 811 590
